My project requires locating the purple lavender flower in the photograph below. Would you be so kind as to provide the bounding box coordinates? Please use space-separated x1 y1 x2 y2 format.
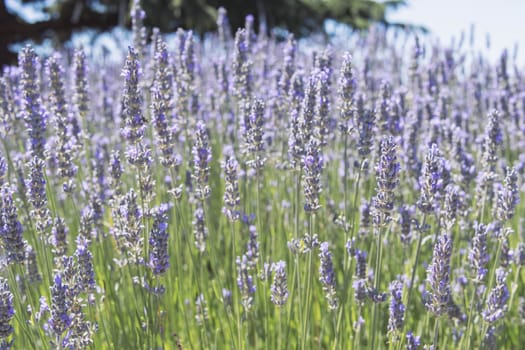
356 94 375 158
181 31 196 83
353 249 369 303
46 54 68 133
377 81 393 133
315 69 331 146
75 235 95 292
0 277 14 346
406 331 421 350
149 203 170 275
151 38 177 168
353 279 369 304
338 53 356 135
245 98 266 170
482 267 509 324
425 233 453 316
278 35 296 97
237 254 256 311
1 185 26 264
112 189 143 264
192 120 211 201
120 47 147 144
222 155 240 221
355 249 368 280
193 205 207 253
109 150 123 197
298 73 317 148
495 166 519 222
232 29 252 101
468 223 489 285
245 225 259 269
48 273 71 337
302 138 323 213
270 260 288 306
0 157 6 187
388 280 405 335
73 49 89 122
19 46 47 159
372 136 400 227
27 156 48 214
441 184 464 230
0 78 14 135
482 109 503 171
25 245 41 283
288 71 305 167
288 233 320 255
314 48 333 79
358 201 371 236
51 217 69 256
399 205 415 244
418 143 445 214
319 242 338 309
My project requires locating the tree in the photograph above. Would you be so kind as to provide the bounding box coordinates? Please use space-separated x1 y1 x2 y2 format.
0 0 420 66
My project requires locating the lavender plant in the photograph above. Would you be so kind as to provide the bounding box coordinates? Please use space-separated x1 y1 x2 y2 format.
0 9 522 350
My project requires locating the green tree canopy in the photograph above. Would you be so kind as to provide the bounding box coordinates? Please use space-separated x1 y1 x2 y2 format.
1 0 421 65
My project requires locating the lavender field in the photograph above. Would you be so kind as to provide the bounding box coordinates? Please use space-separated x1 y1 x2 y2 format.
0 3 524 350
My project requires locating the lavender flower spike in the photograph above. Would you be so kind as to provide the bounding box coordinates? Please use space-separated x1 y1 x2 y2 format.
495 166 519 222
425 233 453 316
270 261 288 306
1 185 26 264
19 46 47 159
121 46 146 144
73 48 89 121
418 143 444 215
246 98 266 170
75 235 95 292
388 280 405 335
222 155 240 222
0 277 14 347
372 136 400 227
406 331 421 350
338 52 356 135
319 242 338 310
149 203 170 275
302 138 323 213
27 156 51 232
192 120 212 201
48 273 71 337
468 223 489 285
237 254 256 311
482 267 509 324
356 94 375 158
193 205 207 253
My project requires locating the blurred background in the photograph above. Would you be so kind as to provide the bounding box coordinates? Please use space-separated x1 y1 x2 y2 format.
1 0 524 66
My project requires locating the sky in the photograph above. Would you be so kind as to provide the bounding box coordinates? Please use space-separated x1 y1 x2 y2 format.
388 0 525 62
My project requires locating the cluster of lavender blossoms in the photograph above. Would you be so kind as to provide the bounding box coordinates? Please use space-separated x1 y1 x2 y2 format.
0 3 523 349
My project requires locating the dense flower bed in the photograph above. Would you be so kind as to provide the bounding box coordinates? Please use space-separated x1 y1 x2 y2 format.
0 3 524 349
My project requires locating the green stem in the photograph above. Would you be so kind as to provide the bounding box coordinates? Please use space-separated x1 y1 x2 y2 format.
406 214 427 312
301 214 315 350
371 226 385 350
433 317 440 350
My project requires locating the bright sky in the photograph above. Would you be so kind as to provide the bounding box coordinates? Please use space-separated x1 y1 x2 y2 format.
388 0 525 62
